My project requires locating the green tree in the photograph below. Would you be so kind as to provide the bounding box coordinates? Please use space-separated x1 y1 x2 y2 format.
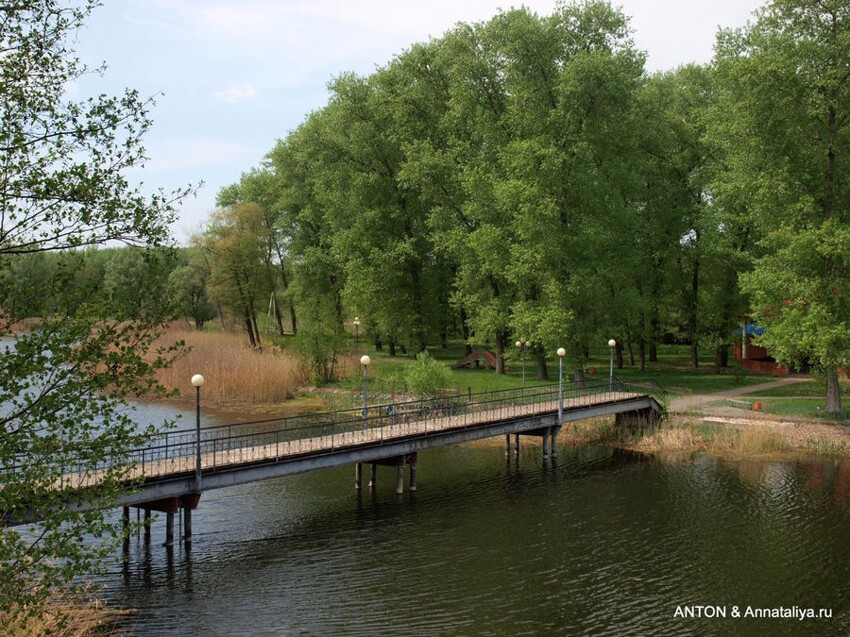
713 0 850 411
0 0 183 622
169 248 216 330
218 169 298 335
197 203 273 348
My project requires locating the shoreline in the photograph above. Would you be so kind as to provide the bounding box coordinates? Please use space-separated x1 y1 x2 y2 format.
158 389 850 459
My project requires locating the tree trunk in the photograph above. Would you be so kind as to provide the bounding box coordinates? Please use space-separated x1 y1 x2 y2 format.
495 331 507 375
535 349 548 381
460 307 473 356
289 302 298 335
388 336 397 357
573 367 585 388
715 345 729 369
272 292 285 336
690 342 699 369
826 369 842 413
245 315 256 349
216 300 226 331
251 313 262 349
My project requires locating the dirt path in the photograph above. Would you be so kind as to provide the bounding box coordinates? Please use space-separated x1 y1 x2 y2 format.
668 377 810 414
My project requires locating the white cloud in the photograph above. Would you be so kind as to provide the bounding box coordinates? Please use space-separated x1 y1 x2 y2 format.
211 84 260 103
139 137 260 173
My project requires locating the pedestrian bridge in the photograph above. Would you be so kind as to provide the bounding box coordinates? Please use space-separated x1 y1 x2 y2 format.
9 378 665 543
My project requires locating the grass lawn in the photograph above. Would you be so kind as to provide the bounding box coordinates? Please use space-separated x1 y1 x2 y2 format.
746 397 850 421
742 380 850 397
355 340 777 397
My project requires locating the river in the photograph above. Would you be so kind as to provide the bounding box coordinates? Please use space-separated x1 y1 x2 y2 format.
100 404 849 636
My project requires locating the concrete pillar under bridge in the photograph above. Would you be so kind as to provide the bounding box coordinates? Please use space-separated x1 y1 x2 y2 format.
615 407 661 430
356 453 418 495
511 426 562 461
121 493 201 553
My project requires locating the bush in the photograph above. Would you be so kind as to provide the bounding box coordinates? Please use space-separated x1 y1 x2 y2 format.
405 350 452 396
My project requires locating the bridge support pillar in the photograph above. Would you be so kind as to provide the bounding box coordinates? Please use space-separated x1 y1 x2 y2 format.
183 506 192 543
505 434 511 457
542 429 550 460
369 463 377 489
122 506 130 559
396 465 405 495
143 508 151 544
615 408 660 430
514 434 520 456
165 512 175 548
355 463 363 490
410 462 417 492
550 426 560 459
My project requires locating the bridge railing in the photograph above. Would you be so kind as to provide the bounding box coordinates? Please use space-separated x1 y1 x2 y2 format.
50 377 650 479
612 377 668 401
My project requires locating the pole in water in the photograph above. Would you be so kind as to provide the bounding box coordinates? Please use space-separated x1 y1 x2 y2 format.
122 506 130 560
505 433 511 457
410 463 417 492
165 512 175 548
144 509 151 544
183 506 192 543
369 463 377 489
355 463 362 490
396 466 404 495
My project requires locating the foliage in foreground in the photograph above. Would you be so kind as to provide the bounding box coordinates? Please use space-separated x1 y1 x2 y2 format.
0 0 184 625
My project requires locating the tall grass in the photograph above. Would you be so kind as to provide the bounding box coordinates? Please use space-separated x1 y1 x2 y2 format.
630 422 792 455
0 587 131 637
153 325 325 406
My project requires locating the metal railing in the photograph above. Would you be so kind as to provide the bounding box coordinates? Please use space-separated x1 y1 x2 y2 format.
19 377 663 483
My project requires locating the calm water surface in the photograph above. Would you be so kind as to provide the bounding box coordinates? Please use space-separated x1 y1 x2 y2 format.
103 407 850 636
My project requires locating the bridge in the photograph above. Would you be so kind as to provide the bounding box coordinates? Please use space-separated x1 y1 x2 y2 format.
10 378 665 547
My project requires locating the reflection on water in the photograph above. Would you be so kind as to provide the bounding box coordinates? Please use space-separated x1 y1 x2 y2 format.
103 441 850 637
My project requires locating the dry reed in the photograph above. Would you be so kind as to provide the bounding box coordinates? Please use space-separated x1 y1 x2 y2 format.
631 422 792 455
0 589 132 637
151 325 310 407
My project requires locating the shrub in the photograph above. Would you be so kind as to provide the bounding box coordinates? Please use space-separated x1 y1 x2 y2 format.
404 350 453 396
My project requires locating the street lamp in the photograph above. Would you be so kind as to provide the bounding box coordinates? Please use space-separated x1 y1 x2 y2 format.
360 355 371 430
516 340 531 389
353 316 360 347
608 339 616 392
191 373 205 491
557 347 566 421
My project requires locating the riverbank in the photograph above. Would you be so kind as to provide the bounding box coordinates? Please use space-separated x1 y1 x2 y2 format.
546 413 850 458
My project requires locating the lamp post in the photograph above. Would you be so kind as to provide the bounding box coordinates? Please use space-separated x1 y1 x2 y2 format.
516 340 531 389
353 317 360 348
557 347 566 422
191 374 205 492
360 355 371 430
608 339 616 392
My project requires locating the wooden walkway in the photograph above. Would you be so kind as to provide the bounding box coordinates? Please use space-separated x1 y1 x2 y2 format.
61 391 646 492
3 380 664 529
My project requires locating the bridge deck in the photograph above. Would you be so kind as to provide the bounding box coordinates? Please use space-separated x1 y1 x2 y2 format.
60 391 652 494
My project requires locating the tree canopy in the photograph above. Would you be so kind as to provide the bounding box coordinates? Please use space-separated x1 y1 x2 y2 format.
202 0 848 412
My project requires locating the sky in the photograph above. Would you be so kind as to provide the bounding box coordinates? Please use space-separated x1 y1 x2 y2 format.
74 0 765 243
